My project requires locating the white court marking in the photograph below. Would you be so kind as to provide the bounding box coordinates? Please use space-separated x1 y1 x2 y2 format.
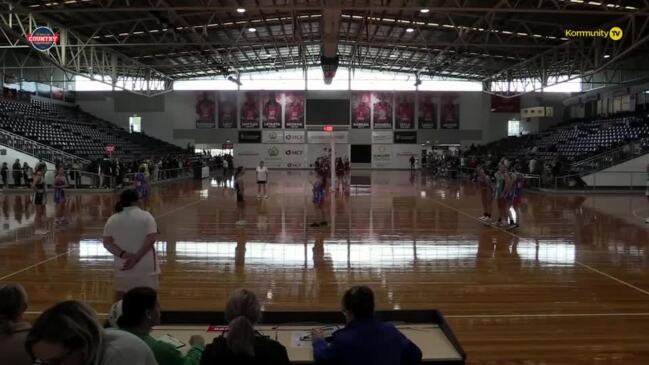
429 195 649 298
0 198 202 282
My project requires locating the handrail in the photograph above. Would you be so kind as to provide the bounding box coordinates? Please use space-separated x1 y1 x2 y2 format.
571 143 627 167
0 128 90 164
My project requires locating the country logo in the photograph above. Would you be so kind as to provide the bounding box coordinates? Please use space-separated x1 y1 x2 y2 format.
27 26 59 51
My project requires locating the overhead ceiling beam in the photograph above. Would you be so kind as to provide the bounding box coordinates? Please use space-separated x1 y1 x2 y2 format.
0 1 173 96
29 5 647 16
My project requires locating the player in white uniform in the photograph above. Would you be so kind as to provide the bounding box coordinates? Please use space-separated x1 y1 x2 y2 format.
103 189 159 301
256 161 269 199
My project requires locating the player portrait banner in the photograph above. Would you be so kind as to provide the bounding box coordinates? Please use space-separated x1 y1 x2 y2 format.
418 92 437 129
395 93 415 129
195 91 216 129
372 92 393 129
218 92 237 128
262 91 282 128
239 91 260 129
351 92 371 129
283 92 305 129
440 93 460 129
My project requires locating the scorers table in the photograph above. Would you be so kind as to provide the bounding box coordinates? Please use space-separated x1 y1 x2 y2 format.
154 310 466 364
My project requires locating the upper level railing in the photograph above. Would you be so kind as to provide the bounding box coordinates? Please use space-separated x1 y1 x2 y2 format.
570 139 649 174
0 128 89 164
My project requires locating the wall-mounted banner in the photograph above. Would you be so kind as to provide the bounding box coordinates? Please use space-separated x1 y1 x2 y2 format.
308 131 349 144
218 92 237 128
394 131 417 144
372 131 393 144
262 130 285 144
195 91 216 129
418 92 437 129
238 130 262 143
283 92 305 129
395 93 415 129
372 92 393 129
284 130 306 144
439 93 460 129
351 92 371 128
239 91 260 129
371 144 393 168
262 91 282 128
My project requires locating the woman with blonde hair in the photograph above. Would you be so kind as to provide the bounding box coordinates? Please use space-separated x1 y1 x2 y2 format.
0 283 31 365
200 289 289 365
26 300 156 365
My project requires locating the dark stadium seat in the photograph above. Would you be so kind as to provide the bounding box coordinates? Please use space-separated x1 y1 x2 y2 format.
0 98 189 161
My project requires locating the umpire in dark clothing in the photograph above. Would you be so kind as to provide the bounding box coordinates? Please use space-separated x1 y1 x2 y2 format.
311 286 422 365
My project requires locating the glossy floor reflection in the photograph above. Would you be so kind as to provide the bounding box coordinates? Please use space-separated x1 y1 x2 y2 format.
1 170 649 364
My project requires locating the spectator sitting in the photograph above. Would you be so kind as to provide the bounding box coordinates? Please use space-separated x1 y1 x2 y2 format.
117 287 204 365
200 289 290 365
26 300 157 365
0 283 31 365
311 286 422 365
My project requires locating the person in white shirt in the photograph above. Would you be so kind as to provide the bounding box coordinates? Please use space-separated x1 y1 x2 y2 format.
103 189 159 301
256 161 269 199
26 300 158 365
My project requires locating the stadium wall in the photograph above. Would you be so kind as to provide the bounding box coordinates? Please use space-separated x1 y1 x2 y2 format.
75 90 569 148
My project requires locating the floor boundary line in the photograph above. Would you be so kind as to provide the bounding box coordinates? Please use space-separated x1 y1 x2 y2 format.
576 262 649 296
0 198 202 282
0 248 76 281
20 310 649 319
444 312 649 318
428 195 649 298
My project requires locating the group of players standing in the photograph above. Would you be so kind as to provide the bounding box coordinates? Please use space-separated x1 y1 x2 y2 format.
476 159 525 230
310 153 351 227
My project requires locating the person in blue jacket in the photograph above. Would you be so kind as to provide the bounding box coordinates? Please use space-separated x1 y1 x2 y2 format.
311 286 422 365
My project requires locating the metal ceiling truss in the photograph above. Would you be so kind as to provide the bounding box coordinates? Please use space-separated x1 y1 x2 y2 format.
484 4 649 97
3 0 648 96
0 1 173 96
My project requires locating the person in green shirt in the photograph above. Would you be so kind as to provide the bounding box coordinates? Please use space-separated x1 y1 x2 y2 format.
117 287 205 365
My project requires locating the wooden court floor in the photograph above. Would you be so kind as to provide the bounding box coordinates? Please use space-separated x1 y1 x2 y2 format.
1 170 649 364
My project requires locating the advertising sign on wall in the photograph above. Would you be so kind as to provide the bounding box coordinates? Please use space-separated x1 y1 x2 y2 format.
238 130 262 143
371 131 393 144
282 144 307 168
262 130 285 144
394 131 417 144
371 144 393 168
195 91 216 129
234 144 307 168
308 131 349 144
284 130 306 144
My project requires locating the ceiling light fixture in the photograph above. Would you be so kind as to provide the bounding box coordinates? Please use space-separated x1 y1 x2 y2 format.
406 27 414 33
603 54 610 59
248 27 256 32
420 8 430 13
236 8 246 13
